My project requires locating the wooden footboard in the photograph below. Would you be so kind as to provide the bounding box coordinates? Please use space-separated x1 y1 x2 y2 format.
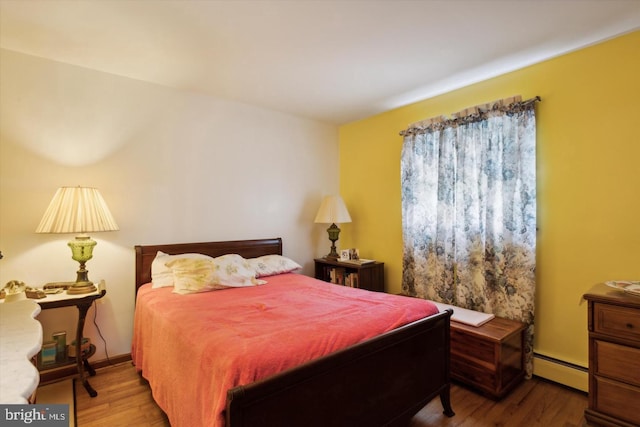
227 308 454 427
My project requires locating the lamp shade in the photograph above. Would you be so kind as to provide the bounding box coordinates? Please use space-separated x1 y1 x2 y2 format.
36 187 119 234
314 195 351 224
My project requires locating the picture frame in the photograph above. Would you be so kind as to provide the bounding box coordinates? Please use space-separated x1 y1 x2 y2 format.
339 248 361 261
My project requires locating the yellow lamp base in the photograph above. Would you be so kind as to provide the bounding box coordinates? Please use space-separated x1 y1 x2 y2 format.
67 235 97 294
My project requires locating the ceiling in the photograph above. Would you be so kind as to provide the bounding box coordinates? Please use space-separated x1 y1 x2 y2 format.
1 0 639 125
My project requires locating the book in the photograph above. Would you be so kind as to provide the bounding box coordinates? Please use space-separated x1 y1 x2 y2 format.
349 273 359 288
330 267 346 285
340 258 375 265
431 302 495 327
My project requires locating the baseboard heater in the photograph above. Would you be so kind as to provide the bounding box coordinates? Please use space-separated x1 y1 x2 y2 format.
533 352 588 392
534 353 588 372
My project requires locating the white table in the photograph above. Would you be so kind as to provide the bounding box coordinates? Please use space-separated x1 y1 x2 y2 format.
0 298 42 403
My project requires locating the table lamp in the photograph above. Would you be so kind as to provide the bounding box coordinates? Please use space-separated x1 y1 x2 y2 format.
314 195 351 260
36 187 119 294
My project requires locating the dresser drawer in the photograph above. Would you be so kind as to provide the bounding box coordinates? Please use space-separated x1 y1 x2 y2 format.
595 340 640 387
593 302 640 341
594 376 640 426
585 285 640 427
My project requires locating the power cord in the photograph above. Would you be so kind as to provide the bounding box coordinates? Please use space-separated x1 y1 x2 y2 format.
92 301 113 366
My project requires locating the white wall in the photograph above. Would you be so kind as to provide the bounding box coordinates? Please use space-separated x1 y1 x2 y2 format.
0 49 339 360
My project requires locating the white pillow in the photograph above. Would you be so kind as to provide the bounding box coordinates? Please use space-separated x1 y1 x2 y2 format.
168 254 266 295
151 251 214 288
248 255 302 277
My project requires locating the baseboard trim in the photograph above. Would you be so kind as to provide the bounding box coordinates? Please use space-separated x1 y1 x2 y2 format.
41 352 589 393
533 352 588 392
39 353 132 384
92 353 132 370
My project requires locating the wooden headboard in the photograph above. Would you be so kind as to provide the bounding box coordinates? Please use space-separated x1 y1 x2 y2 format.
134 237 283 292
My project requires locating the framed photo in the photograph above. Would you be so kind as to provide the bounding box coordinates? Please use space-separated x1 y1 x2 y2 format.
339 249 350 261
349 248 360 260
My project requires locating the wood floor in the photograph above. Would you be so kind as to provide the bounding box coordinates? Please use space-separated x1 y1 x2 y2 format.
75 362 169 427
75 361 588 426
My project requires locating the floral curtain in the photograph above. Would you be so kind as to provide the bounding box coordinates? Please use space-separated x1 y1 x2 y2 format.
400 98 538 376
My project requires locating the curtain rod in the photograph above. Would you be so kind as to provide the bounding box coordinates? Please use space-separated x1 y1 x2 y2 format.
400 95 541 136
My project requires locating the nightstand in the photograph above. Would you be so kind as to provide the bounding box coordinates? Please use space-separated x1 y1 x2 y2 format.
450 317 525 399
38 280 106 397
314 258 384 292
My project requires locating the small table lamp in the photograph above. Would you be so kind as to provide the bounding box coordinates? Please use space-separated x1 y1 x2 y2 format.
36 187 119 294
314 195 351 260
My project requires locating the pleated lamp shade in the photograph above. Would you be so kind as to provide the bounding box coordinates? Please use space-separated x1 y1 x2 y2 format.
314 195 352 224
36 187 119 234
36 187 118 294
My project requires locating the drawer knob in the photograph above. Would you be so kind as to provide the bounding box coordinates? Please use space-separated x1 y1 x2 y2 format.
627 323 634 329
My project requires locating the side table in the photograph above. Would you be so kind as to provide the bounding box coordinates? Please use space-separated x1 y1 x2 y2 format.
38 280 106 397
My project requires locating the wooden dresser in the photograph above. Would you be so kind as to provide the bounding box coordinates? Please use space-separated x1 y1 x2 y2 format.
583 283 640 427
450 316 526 399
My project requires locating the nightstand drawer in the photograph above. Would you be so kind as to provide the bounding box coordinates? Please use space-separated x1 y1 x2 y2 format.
451 357 496 392
593 302 640 341
451 328 495 364
595 340 640 387
594 376 640 426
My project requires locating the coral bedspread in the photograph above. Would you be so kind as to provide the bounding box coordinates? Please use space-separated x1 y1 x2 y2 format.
132 273 439 427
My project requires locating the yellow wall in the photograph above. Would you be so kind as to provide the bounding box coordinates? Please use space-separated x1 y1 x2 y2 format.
338 30 640 388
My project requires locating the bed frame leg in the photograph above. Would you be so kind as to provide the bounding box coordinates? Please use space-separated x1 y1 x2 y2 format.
440 386 455 417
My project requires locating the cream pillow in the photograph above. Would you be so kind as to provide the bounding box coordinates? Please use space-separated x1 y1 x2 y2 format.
167 254 266 295
248 255 302 277
151 251 214 288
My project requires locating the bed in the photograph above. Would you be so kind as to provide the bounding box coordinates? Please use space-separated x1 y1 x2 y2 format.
132 237 454 427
